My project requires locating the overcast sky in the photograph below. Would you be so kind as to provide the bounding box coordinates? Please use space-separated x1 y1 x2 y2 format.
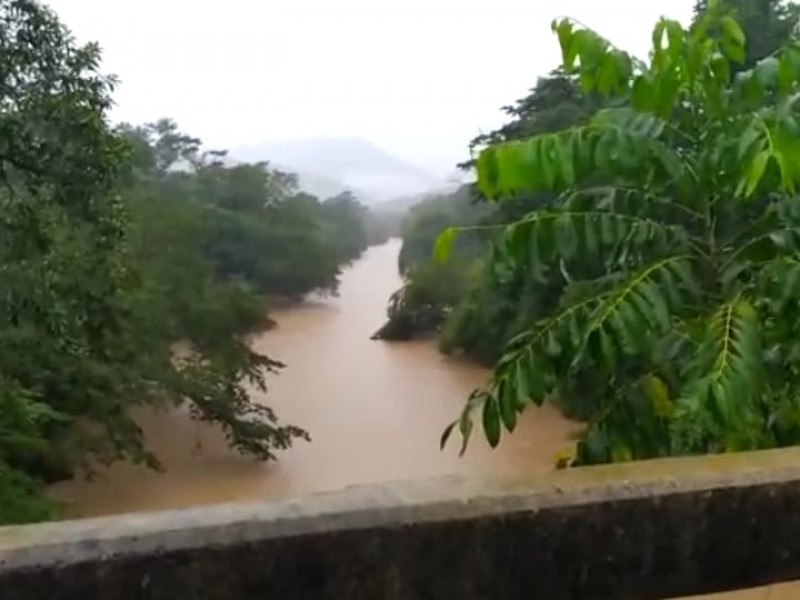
45 0 695 177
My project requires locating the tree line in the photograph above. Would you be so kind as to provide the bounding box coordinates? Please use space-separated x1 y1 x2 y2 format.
379 0 800 465
0 0 392 524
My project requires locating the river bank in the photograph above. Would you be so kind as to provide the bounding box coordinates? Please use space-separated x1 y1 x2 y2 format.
49 239 578 518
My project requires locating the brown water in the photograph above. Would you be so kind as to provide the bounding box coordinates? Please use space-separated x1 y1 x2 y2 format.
47 239 798 598
51 238 578 518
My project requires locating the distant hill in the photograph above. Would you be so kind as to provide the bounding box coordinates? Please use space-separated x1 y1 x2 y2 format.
286 169 369 202
376 178 467 215
230 137 447 204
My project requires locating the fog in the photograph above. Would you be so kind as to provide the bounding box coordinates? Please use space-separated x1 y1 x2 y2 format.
45 0 695 195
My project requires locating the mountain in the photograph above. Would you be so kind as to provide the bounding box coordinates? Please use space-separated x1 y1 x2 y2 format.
284 169 367 202
230 137 446 204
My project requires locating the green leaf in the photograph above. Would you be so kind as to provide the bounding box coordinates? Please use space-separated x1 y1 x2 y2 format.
514 359 531 408
482 394 501 448
754 56 779 88
652 19 667 53
678 298 762 430
579 69 596 93
498 377 518 433
778 47 800 90
433 227 458 264
504 211 683 267
597 55 616 95
631 76 653 110
440 420 457 451
720 15 745 48
610 440 632 462
743 151 771 198
555 137 575 187
664 20 685 59
737 121 763 160
553 19 577 69
458 406 474 457
710 52 731 85
773 148 797 194
568 255 693 371
721 37 745 64
476 147 500 199
641 374 673 418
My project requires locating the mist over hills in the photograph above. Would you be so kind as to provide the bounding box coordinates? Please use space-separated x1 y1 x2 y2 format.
230 137 454 205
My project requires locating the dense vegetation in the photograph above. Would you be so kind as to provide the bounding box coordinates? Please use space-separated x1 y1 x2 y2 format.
372 186 489 340
375 73 604 364
379 0 800 465
0 0 385 524
6 0 800 524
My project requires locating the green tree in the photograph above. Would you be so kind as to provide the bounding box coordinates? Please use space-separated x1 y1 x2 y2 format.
0 0 137 511
0 0 310 522
442 1 800 464
125 121 355 299
374 185 490 341
434 1 800 373
118 124 313 465
459 70 601 172
397 185 490 272
320 191 370 263
372 258 473 341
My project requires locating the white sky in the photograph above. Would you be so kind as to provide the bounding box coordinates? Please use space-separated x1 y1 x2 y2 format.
45 0 695 176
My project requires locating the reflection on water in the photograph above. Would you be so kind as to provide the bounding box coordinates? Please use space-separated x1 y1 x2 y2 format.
51 239 577 517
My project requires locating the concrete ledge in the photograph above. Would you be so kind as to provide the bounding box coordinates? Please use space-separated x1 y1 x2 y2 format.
3 448 800 599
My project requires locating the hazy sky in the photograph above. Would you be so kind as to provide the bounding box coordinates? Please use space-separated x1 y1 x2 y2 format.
46 0 695 177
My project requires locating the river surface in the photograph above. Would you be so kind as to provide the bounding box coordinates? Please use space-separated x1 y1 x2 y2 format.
51 239 578 517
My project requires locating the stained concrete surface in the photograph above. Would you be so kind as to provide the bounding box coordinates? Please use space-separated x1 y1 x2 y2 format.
4 448 800 599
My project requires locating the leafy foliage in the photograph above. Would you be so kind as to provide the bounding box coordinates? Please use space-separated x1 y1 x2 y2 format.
441 0 800 464
0 1 383 523
373 185 491 341
693 0 800 72
372 257 474 341
381 72 603 357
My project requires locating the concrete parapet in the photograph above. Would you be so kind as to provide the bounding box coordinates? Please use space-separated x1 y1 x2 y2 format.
3 448 800 599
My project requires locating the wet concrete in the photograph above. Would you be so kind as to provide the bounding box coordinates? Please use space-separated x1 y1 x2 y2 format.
8 448 800 599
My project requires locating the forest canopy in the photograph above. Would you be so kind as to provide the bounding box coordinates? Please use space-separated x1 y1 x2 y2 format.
0 0 389 524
